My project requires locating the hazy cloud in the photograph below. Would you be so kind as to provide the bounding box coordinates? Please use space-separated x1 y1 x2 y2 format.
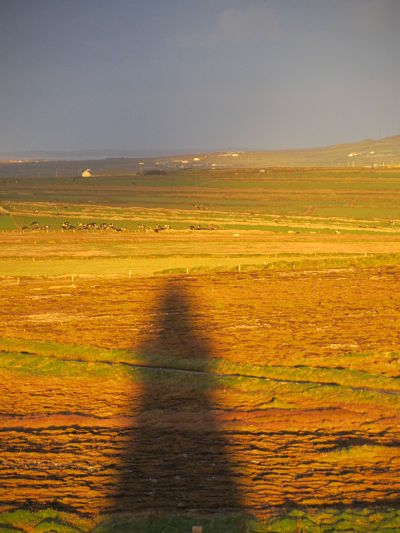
176 3 282 48
350 0 400 33
0 1 399 152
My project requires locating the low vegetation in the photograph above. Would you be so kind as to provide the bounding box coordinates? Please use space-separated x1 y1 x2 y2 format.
2 506 400 532
1 167 400 528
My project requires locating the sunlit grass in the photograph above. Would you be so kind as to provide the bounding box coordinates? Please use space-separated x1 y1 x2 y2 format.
2 506 400 532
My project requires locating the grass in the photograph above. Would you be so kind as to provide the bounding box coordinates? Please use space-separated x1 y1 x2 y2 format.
0 509 94 533
2 168 400 521
1 338 398 411
3 209 399 234
2 167 400 220
92 513 248 533
2 252 400 278
1 336 399 390
2 507 400 532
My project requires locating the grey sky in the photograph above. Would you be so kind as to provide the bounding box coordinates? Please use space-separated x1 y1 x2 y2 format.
0 0 399 153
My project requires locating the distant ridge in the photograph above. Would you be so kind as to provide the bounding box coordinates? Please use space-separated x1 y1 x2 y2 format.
0 148 198 161
1 134 399 177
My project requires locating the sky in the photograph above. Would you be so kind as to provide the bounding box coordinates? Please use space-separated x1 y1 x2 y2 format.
0 0 399 154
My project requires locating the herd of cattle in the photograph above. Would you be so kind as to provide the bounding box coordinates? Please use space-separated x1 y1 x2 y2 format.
21 221 50 232
138 223 171 233
192 203 210 210
21 221 125 232
21 221 219 232
190 224 218 230
61 221 124 232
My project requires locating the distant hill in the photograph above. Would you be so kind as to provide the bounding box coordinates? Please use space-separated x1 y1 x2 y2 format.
198 134 400 168
240 134 400 168
0 135 399 177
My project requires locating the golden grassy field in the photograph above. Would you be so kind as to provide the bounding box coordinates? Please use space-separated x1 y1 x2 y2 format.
1 268 400 527
1 169 400 531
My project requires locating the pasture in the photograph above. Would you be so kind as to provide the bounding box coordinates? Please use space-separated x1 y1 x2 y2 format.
3 167 400 219
1 168 400 531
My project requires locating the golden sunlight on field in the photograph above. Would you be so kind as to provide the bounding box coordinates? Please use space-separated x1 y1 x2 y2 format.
1 268 399 517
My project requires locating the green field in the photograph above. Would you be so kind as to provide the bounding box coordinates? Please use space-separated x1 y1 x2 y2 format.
1 167 400 280
2 167 400 220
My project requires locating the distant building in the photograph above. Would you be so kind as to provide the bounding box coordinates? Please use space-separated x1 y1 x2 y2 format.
81 168 92 177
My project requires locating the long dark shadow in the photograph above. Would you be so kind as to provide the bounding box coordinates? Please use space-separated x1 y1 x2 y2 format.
113 279 241 514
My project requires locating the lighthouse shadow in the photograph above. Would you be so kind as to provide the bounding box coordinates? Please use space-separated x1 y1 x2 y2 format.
113 279 241 515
